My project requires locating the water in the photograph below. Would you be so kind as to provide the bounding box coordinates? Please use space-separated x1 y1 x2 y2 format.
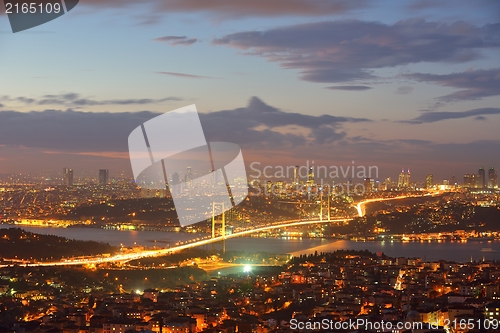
0 224 201 246
1 225 498 262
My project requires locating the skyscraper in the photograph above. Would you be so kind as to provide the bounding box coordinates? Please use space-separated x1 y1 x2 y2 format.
450 175 457 186
63 168 74 186
171 172 181 196
488 167 497 188
307 167 314 183
99 169 109 185
186 166 193 188
426 174 433 189
398 169 405 188
385 177 391 191
463 174 472 187
293 166 299 185
478 167 486 188
405 169 411 188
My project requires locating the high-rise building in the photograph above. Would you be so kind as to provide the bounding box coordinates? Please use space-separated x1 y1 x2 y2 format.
464 173 477 187
398 169 410 188
185 166 193 188
307 167 314 183
426 174 433 189
171 172 180 196
463 174 471 187
450 175 457 186
99 169 109 185
488 167 497 188
405 169 411 188
364 178 372 193
293 166 299 185
63 168 73 186
385 177 392 191
478 167 486 188
398 169 405 188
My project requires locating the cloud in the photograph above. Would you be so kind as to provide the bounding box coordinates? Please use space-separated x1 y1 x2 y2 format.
402 107 500 124
154 36 198 46
1 98 499 179
199 97 370 147
404 67 500 102
0 97 370 154
326 85 372 91
408 0 500 21
213 20 500 84
157 71 214 79
395 86 414 95
77 0 366 19
0 94 181 107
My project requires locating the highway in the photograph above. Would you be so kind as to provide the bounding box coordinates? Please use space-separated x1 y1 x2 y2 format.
2 192 439 267
355 191 440 217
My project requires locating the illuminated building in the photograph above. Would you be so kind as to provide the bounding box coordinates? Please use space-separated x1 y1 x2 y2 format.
398 169 405 188
385 177 392 190
488 167 497 188
275 181 284 193
426 174 433 189
293 166 299 185
485 301 500 321
307 167 314 183
99 169 109 185
266 181 273 195
364 178 372 193
185 166 193 188
398 169 410 188
463 174 476 187
63 168 74 186
478 167 486 188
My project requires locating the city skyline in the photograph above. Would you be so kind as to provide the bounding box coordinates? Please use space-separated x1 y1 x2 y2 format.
12 163 496 189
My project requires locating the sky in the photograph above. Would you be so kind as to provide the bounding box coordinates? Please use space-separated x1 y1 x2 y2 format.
0 0 499 183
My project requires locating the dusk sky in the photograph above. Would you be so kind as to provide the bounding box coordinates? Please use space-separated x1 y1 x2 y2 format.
1 0 499 182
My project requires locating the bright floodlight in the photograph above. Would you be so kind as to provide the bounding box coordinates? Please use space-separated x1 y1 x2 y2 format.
243 265 251 273
136 290 141 294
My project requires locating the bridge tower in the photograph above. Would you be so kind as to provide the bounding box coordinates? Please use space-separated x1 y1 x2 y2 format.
319 191 323 221
327 192 331 221
211 202 226 254
319 190 331 222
